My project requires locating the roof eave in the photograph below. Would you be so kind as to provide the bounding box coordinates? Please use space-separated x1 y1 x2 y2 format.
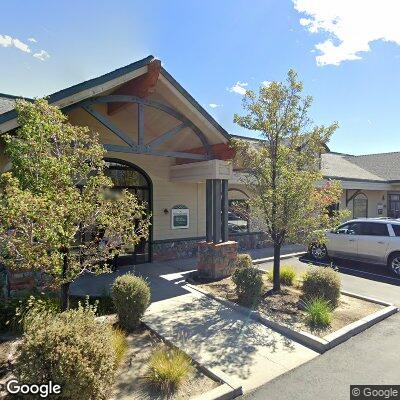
0 55 155 131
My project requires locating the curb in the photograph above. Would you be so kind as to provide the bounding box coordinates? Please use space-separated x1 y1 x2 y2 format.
186 284 398 354
143 321 242 400
252 251 307 265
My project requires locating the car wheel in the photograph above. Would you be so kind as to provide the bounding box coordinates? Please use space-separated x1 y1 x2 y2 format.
309 243 328 261
388 252 400 277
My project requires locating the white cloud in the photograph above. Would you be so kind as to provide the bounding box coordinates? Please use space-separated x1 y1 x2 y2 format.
228 81 248 95
33 49 50 61
0 34 31 53
209 103 222 108
28 37 37 43
293 0 400 66
262 80 272 87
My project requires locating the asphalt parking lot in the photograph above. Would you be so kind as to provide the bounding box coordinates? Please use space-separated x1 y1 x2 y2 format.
257 254 400 305
244 254 400 400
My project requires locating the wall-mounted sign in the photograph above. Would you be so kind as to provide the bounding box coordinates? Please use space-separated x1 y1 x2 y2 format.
171 205 189 229
377 203 384 215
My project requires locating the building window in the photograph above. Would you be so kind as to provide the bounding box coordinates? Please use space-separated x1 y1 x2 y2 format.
228 199 249 233
353 193 368 218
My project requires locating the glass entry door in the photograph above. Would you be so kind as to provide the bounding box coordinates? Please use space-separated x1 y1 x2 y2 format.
105 159 152 264
389 194 400 218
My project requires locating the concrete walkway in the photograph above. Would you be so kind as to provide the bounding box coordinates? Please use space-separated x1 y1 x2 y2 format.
143 275 317 392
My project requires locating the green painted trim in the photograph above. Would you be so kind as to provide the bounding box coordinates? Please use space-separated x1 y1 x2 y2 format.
0 55 154 126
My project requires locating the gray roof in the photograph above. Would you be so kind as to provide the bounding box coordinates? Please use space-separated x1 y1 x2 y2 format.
0 93 24 115
322 152 400 182
346 152 400 181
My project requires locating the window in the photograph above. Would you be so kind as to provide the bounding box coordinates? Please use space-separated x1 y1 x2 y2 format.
336 222 362 235
353 193 368 218
360 222 389 237
391 224 400 237
228 199 249 233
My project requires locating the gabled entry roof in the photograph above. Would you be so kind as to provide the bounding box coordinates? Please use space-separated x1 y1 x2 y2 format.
0 55 230 141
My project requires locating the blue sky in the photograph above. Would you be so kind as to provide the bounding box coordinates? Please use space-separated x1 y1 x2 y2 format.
1 0 400 155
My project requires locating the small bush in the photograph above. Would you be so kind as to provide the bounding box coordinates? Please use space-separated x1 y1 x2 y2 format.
15 303 118 400
302 266 341 307
236 253 253 269
111 273 151 331
232 265 263 307
304 297 333 327
267 266 296 286
111 328 128 365
146 346 192 394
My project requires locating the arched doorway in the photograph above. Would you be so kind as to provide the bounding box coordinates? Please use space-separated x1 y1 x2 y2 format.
104 158 153 264
353 192 368 218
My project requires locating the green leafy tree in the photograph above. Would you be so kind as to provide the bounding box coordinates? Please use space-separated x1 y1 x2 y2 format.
232 70 348 291
0 99 150 309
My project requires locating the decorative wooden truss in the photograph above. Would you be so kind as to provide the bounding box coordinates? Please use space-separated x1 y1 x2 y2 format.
81 95 212 161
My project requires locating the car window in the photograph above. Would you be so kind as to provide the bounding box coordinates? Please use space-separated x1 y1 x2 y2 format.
391 224 400 237
336 222 362 235
360 222 389 236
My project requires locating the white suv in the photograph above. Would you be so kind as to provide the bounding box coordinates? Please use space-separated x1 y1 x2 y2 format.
309 218 400 276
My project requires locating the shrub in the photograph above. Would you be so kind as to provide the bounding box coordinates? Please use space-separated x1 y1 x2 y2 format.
267 266 296 286
302 266 341 307
232 265 263 307
304 297 333 327
111 273 151 331
15 303 117 400
111 328 128 365
146 346 192 394
0 293 60 333
236 253 253 269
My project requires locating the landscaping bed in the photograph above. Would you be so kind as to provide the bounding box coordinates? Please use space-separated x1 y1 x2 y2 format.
195 272 384 338
0 324 219 400
111 327 219 400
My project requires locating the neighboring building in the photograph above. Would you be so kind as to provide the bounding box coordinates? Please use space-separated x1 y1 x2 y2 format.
321 152 400 219
0 55 398 267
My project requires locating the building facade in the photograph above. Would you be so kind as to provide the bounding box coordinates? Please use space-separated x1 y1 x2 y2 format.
0 55 399 267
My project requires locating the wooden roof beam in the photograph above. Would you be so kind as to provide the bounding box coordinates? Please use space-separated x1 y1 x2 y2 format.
107 59 161 116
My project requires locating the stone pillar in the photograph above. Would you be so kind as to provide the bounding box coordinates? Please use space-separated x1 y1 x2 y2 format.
197 240 238 279
197 178 238 279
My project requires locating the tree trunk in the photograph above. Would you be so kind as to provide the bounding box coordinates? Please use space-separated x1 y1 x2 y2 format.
61 282 70 311
60 250 70 311
273 241 281 292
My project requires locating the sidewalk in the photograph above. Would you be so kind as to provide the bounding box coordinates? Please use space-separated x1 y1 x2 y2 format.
144 279 318 393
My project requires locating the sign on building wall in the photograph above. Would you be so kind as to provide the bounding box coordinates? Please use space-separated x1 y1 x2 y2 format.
171 205 189 229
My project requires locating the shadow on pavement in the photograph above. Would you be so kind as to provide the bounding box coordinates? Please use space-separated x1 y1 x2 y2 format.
299 255 400 286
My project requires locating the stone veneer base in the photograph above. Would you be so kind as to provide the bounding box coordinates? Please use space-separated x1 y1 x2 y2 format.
197 241 238 280
152 232 270 262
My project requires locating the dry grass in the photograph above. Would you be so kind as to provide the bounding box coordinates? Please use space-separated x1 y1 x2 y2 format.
112 328 128 366
146 346 193 394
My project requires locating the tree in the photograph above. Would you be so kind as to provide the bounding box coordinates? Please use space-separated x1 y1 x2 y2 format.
232 70 348 292
0 99 150 310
